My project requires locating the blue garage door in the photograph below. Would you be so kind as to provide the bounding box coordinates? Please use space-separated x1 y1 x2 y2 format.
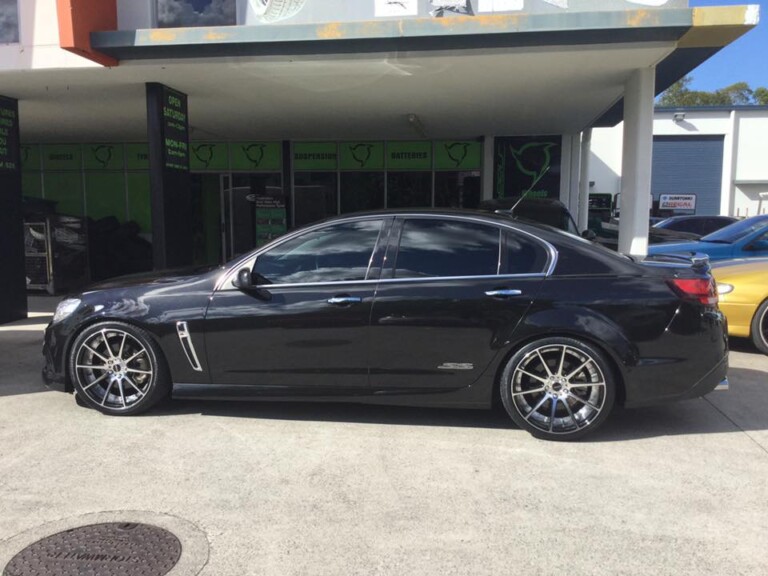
651 135 724 215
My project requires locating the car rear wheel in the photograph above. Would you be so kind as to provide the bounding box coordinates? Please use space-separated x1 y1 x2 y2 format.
751 300 768 355
68 322 170 416
500 337 616 441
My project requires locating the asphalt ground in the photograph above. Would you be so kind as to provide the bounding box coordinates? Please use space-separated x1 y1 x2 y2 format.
1 296 767 576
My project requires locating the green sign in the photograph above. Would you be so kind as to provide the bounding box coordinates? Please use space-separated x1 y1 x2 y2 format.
339 142 385 170
84 144 125 170
42 145 81 170
126 144 150 170
0 97 19 172
387 141 432 170
21 145 41 171
231 142 281 171
190 142 229 171
435 141 482 171
293 142 337 171
162 86 189 171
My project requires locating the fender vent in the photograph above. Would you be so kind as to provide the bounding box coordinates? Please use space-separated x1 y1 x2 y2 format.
176 321 203 372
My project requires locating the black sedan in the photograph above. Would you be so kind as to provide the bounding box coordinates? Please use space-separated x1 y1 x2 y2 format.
43 210 728 440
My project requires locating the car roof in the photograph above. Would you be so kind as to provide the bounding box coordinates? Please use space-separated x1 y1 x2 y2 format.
326 208 635 266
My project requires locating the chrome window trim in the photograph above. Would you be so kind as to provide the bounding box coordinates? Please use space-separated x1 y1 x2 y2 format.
221 273 547 291
215 213 558 292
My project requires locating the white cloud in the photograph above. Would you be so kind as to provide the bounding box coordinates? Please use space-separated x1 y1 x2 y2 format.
158 0 236 27
0 0 20 43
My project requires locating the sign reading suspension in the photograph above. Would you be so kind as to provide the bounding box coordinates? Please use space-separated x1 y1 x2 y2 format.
659 194 697 211
0 96 20 172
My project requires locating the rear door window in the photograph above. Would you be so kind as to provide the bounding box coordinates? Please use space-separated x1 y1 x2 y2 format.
392 219 500 279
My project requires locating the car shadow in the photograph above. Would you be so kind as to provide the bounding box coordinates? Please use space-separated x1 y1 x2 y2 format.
158 399 514 430
155 365 768 441
728 336 763 355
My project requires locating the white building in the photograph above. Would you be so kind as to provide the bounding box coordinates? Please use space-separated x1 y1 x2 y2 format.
590 106 768 218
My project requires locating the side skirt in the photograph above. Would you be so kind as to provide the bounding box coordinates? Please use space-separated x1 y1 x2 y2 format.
171 382 492 409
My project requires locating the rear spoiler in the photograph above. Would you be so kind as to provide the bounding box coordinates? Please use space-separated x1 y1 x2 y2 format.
641 252 711 274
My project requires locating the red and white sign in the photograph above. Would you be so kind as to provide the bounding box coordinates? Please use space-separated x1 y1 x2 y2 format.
659 194 696 211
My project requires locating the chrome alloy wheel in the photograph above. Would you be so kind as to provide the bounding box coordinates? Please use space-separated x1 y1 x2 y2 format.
510 344 607 435
74 329 154 411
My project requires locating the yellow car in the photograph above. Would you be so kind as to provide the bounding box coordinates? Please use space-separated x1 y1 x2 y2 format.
712 258 768 355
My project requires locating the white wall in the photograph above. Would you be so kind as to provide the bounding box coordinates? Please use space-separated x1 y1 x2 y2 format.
590 107 768 218
0 0 101 71
118 0 155 30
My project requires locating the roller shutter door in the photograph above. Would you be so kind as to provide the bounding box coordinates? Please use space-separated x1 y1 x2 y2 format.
651 135 724 215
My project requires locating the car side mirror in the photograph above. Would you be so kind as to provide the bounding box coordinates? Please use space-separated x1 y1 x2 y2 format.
233 268 253 289
581 229 597 241
233 267 272 300
746 240 768 252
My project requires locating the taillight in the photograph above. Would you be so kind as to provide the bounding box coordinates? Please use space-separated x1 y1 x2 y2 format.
669 278 718 306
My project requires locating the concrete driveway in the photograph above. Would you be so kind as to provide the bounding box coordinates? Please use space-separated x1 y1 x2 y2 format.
1 297 767 576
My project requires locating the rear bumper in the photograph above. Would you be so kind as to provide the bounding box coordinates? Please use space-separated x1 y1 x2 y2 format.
678 354 729 400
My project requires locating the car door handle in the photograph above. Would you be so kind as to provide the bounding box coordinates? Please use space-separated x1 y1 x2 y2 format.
485 289 522 298
327 295 362 306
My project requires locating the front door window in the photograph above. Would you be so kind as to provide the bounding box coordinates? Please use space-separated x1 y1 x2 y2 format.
253 219 384 285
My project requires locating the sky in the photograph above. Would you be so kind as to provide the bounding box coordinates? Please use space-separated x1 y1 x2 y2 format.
688 0 767 91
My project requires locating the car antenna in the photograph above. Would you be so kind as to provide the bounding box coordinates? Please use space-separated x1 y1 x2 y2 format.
509 165 551 215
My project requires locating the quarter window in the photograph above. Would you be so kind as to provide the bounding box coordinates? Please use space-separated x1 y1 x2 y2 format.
393 219 500 279
503 231 549 275
253 220 383 285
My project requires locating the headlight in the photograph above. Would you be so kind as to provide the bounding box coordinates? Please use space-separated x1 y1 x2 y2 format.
716 283 734 296
52 298 81 324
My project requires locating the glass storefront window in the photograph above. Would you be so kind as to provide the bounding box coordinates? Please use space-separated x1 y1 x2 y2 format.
294 172 338 228
340 172 384 214
386 172 431 209
0 0 19 43
157 0 236 28
435 171 482 209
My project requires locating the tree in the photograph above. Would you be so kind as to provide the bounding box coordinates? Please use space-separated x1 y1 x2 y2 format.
755 87 768 106
658 75 768 106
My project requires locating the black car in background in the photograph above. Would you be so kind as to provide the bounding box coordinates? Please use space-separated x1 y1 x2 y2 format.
653 215 739 237
43 211 728 441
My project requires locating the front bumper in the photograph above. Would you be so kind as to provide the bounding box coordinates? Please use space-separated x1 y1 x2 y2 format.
42 323 70 393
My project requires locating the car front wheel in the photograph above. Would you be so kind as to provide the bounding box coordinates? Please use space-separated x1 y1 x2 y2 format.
68 322 170 416
500 337 616 441
751 299 768 355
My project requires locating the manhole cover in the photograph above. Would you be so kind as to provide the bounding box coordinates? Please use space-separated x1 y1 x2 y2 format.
3 522 182 576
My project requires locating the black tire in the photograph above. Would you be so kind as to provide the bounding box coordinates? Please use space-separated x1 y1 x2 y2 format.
751 299 768 355
500 337 616 441
256 0 307 23
68 321 170 416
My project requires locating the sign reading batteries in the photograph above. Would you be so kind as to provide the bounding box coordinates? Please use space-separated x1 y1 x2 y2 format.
0 96 19 172
162 87 189 170
659 194 696 211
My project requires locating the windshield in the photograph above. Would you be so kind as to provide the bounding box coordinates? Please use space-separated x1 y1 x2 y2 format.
701 217 768 244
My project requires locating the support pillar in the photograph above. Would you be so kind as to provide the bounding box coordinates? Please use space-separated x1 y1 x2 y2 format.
482 135 495 201
146 83 193 269
0 96 27 324
578 128 592 232
619 68 655 256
